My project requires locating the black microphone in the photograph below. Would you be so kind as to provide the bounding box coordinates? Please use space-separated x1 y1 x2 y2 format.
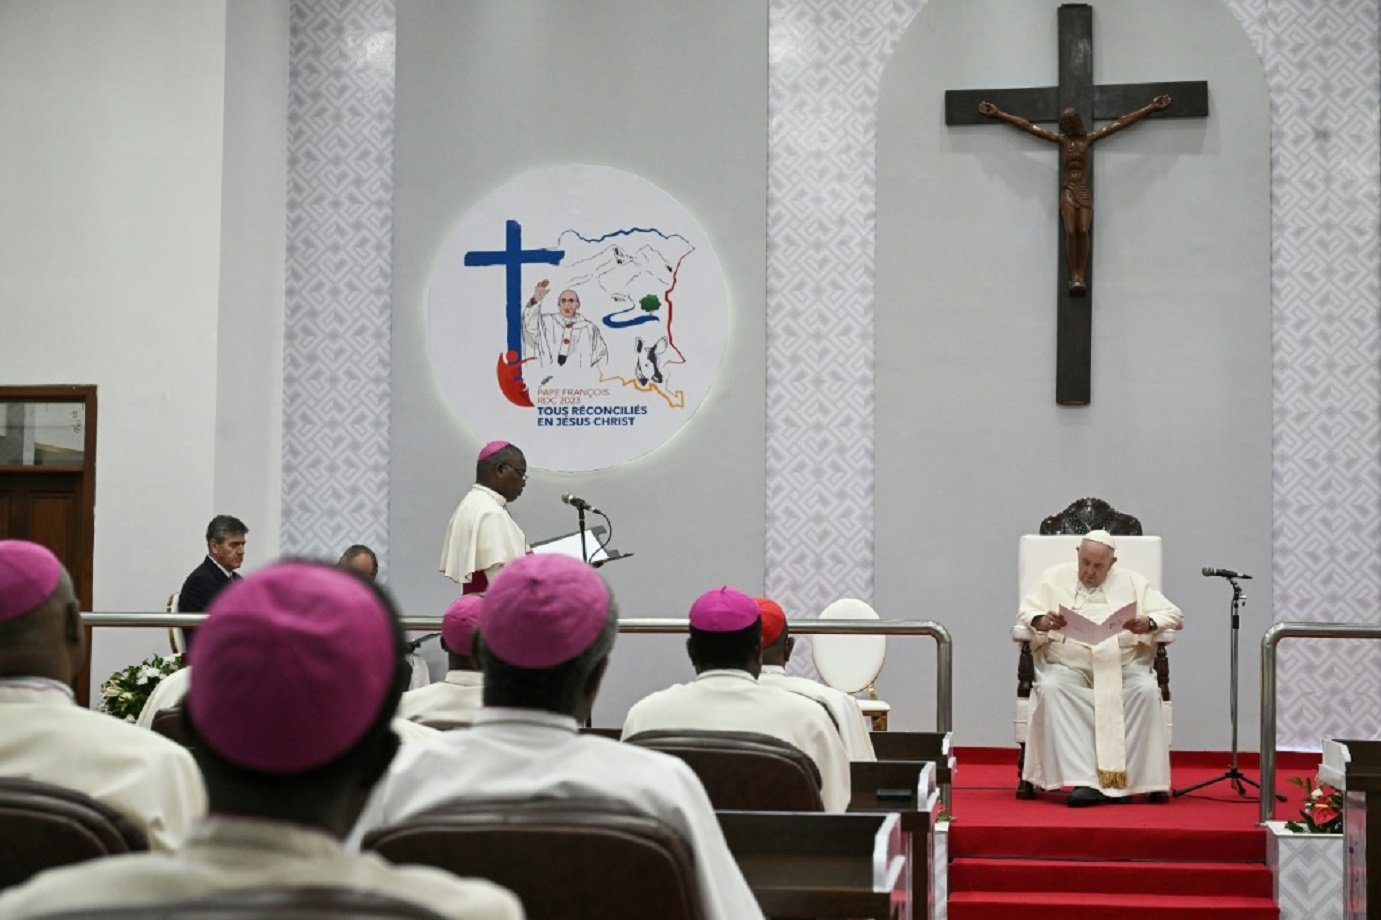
1202 567 1253 580
561 493 600 514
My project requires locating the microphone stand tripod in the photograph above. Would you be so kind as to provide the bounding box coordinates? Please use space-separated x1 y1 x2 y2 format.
577 505 589 564
1173 576 1282 801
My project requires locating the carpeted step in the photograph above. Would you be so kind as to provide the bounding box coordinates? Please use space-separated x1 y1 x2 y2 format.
947 890 1279 920
948 824 1266 862
950 856 1274 898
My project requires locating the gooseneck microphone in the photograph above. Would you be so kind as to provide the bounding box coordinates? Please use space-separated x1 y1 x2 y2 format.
1202 567 1253 580
561 493 600 514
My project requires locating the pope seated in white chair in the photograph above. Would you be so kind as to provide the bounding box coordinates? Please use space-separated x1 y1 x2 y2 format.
1016 529 1184 806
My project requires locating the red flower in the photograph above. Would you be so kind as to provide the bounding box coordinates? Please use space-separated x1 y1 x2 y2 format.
1310 804 1340 827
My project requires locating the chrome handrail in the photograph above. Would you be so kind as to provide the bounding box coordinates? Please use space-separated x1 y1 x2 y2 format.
84 612 956 806
1260 621 1381 824
81 613 953 733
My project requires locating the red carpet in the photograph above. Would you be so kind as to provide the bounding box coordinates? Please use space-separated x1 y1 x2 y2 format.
945 747 1320 920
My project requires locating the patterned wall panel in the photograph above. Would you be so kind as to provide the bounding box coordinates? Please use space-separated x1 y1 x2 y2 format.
765 0 924 665
282 0 396 574
1226 0 1381 748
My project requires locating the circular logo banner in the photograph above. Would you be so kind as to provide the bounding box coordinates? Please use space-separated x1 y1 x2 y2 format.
426 164 729 472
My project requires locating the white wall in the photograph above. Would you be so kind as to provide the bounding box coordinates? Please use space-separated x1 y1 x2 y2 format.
0 0 287 698
215 0 288 563
0 0 228 688
873 0 1272 749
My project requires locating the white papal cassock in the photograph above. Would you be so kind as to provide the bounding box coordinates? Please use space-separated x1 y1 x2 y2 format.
621 669 852 812
349 708 764 920
439 484 528 588
397 670 484 724
0 677 206 851
0 816 522 919
1017 561 1184 796
759 664 877 762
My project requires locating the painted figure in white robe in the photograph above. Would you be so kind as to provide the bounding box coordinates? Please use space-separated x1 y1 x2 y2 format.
755 596 876 763
522 279 608 379
398 594 484 726
439 440 529 594
622 586 853 812
0 540 206 853
350 554 763 920
1016 530 1183 806
0 561 520 920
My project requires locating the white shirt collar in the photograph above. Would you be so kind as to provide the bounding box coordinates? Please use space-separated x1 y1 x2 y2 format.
472 483 508 507
472 707 579 732
693 668 758 684
0 676 76 703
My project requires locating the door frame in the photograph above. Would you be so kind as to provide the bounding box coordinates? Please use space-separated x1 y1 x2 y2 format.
0 385 97 702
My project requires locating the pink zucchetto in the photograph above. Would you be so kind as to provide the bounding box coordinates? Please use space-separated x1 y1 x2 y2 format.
755 597 787 645
188 562 397 774
480 554 610 669
443 594 485 657
689 586 760 633
478 440 511 462
0 540 63 623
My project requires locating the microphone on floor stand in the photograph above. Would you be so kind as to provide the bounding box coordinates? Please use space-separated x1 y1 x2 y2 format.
1202 567 1252 580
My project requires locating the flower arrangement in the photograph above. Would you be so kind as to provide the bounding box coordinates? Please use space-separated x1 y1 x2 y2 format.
1284 775 1343 834
99 653 184 723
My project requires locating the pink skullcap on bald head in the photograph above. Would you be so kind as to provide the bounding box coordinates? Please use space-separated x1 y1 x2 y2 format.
0 540 63 623
480 554 610 668
478 441 511 462
755 597 786 645
188 562 398 774
443 594 484 657
690 586 760 633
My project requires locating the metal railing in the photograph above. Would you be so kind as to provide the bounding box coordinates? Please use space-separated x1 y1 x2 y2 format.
81 613 954 736
1259 621 1381 824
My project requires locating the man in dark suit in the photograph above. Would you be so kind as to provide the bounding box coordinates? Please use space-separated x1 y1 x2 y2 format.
177 515 248 613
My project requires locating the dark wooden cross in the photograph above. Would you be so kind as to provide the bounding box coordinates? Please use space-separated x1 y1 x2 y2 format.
945 3 1208 405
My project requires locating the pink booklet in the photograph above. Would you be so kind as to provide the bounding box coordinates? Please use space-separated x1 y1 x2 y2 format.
1055 602 1136 646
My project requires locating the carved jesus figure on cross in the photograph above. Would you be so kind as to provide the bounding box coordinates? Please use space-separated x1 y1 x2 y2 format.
977 94 1173 296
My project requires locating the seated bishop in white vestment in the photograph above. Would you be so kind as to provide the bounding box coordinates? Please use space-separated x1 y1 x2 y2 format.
621 586 853 812
0 561 520 920
1016 530 1184 803
0 540 206 853
398 594 484 724
132 663 438 746
755 596 877 762
351 555 763 920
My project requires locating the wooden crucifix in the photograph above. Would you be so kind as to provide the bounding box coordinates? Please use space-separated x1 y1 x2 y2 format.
945 3 1208 405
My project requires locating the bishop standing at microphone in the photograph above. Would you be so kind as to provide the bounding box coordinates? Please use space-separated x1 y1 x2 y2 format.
440 441 530 595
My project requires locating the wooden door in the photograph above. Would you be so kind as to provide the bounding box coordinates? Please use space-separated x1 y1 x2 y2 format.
0 386 97 703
